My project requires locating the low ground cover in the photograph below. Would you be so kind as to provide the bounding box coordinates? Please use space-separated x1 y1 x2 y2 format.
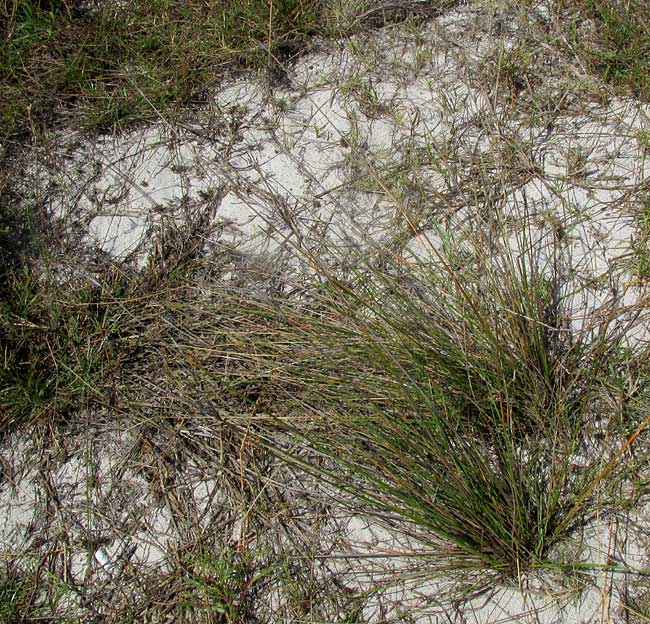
0 0 448 146
1 0 650 622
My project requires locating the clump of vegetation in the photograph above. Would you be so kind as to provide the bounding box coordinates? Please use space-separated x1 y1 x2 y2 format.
0 0 324 142
0 264 129 432
180 546 276 624
0 200 32 296
213 224 648 581
632 195 650 282
0 566 37 623
0 0 446 146
572 0 650 100
2 0 650 619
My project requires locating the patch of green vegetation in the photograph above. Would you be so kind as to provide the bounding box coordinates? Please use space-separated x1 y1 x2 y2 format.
0 0 326 142
493 43 537 97
0 264 129 432
217 223 648 582
0 562 88 622
638 130 650 156
573 0 650 100
0 0 450 145
340 77 390 118
0 563 64 622
180 546 276 623
0 569 32 623
0 201 33 295
632 195 650 281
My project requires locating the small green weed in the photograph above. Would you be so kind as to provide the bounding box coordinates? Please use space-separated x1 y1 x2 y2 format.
638 130 650 154
492 44 537 98
181 546 275 624
340 77 390 118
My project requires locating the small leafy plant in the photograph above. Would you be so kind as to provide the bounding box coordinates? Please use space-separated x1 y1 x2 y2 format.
181 546 275 624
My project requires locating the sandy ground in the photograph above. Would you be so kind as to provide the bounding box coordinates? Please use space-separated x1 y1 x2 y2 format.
3 1 650 621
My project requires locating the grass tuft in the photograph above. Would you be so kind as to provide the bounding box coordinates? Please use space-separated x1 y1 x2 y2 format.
215 222 647 582
0 564 40 623
0 571 29 623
